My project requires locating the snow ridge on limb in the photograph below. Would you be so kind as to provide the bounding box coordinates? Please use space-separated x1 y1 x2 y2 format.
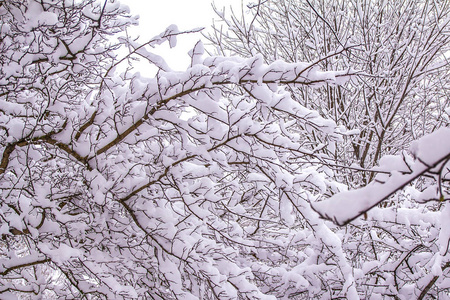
312 127 450 225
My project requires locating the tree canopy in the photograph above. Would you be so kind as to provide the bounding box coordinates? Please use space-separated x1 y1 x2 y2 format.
0 0 449 299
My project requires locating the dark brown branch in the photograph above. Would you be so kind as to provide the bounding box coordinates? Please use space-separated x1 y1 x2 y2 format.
418 262 450 300
0 258 51 276
0 133 89 176
0 144 15 175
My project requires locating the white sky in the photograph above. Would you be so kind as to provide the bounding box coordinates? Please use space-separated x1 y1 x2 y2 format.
121 0 245 73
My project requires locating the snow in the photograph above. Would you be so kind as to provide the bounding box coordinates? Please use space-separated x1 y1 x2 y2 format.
439 203 450 256
410 127 450 166
165 24 179 48
21 1 59 30
39 243 81 264
188 40 205 66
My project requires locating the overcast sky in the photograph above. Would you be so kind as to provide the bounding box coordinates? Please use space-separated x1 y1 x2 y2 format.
121 0 244 73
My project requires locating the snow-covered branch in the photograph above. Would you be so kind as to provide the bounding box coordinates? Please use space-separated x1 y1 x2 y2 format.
313 128 450 225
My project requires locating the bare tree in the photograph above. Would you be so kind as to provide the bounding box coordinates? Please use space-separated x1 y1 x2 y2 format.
207 0 450 185
206 0 450 299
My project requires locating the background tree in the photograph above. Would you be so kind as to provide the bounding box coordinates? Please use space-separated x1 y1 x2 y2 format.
207 0 450 186
206 0 450 298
